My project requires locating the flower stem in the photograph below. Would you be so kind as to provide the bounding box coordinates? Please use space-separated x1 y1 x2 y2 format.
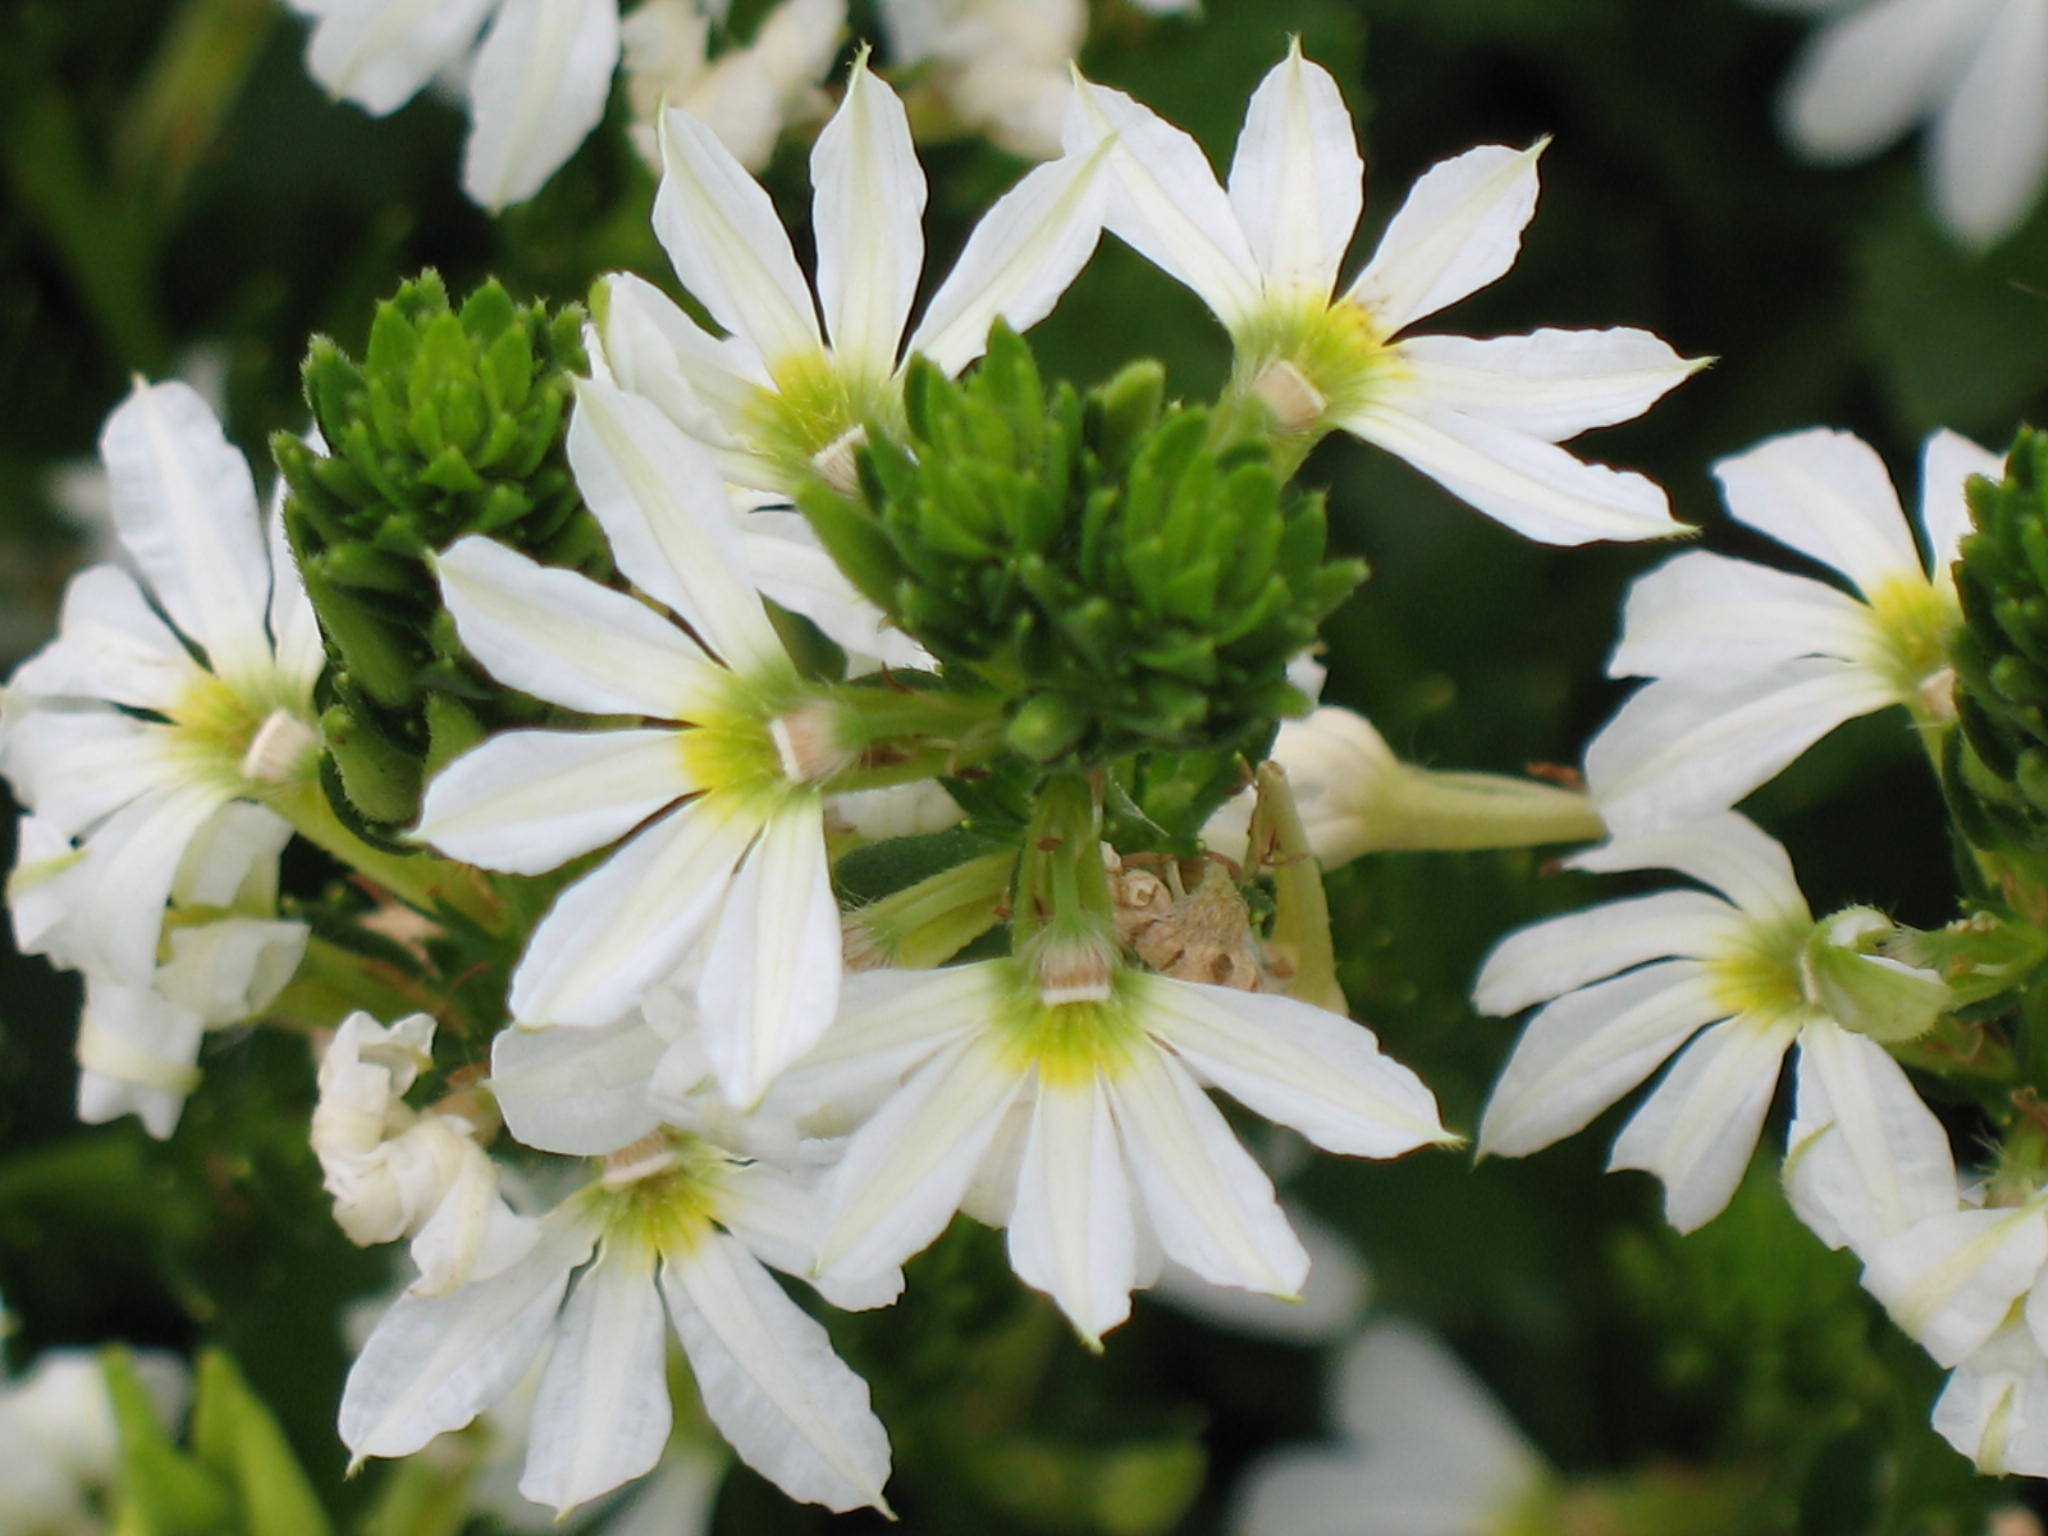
1248 762 1347 1014
262 778 502 929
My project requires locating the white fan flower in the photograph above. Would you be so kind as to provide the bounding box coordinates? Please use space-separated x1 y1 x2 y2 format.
1587 426 2003 832
287 0 622 210
339 1132 894 1517
0 1338 188 1535
1474 812 1957 1233
1756 0 2048 247
413 381 847 1108
782 958 1449 1348
1065 42 1703 545
590 51 1110 496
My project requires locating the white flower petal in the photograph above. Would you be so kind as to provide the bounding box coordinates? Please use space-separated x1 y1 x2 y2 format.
75 979 205 1139
1473 890 1747 1016
1477 959 1725 1158
718 1161 903 1311
1917 428 2005 580
1584 661 1901 833
659 1227 892 1512
768 962 998 1117
1567 810 1812 928
304 0 495 114
1154 1202 1365 1345
816 1030 1026 1281
415 728 696 875
99 382 275 688
1329 1320 1544 1497
1108 1043 1308 1298
462 0 621 210
1783 1020 1959 1253
264 486 326 699
1342 398 1686 545
157 917 308 1024
568 377 789 677
340 1205 599 1458
75 782 240 983
1608 1013 1800 1232
1006 1074 1135 1347
1932 1325 2048 1476
904 141 1110 376
519 1234 672 1514
1865 1205 2048 1366
810 59 925 377
510 796 760 1027
1395 328 1704 444
594 272 764 446
0 709 186 838
1345 141 1544 335
1931 0 2048 245
435 535 724 720
1138 978 1450 1156
1226 44 1362 301
1779 0 1996 164
170 799 292 910
1607 550 1877 680
1712 428 1925 597
740 522 930 673
490 1017 666 1154
9 566 204 712
1060 76 1263 329
696 800 841 1107
654 105 824 369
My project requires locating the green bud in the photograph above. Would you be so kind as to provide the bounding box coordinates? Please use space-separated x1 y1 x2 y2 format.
1800 906 1954 1043
275 270 603 835
797 326 1362 768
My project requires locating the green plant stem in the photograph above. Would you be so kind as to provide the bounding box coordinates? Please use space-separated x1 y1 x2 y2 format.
262 778 502 929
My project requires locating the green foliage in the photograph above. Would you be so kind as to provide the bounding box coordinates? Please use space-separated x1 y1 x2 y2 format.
798 327 1361 768
275 270 604 835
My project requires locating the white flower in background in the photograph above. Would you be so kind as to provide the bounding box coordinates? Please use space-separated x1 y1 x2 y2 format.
314 1011 534 1294
591 52 1109 496
0 1333 188 1535
1474 812 1955 1232
620 0 844 172
1586 427 2003 832
780 959 1449 1348
876 0 1085 160
285 0 622 210
1754 0 2048 247
1067 43 1703 545
413 383 843 1108
1201 706 1606 870
340 1134 894 1516
1 381 323 990
1152 1197 1370 1344
1230 1319 1544 1536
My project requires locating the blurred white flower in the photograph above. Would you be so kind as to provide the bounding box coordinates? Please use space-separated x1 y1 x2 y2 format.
1756 0 2048 247
877 0 1084 160
1587 427 2002 832
620 0 844 172
0 1334 187 1536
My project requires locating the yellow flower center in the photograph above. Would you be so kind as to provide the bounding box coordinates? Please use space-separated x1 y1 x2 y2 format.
1863 574 1960 725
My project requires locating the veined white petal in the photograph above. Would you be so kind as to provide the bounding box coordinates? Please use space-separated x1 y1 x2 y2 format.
659 1227 893 1512
1342 399 1687 545
1918 428 2005 580
510 795 760 1027
303 0 495 114
1476 959 1725 1158
1932 0 2048 245
696 800 841 1108
1394 328 1704 444
1139 979 1450 1156
1607 1013 1800 1232
1567 810 1813 929
595 272 764 445
462 0 621 210
717 1161 903 1311
740 522 931 673
265 486 326 699
1006 1074 1135 1348
490 1017 666 1154
905 140 1110 376
811 59 925 377
1607 551 1876 680
435 535 724 720
568 377 789 677
1109 1043 1308 1297
1472 889 1748 1016
1154 1202 1363 1345
519 1234 672 1514
339 1204 599 1458
1344 141 1544 336
157 917 308 1024
99 382 274 688
768 962 1000 1117
1932 1325 2048 1477
75 782 240 983
816 1030 1026 1281
654 105 823 368
169 798 291 911
1584 661 1900 833
0 709 186 838
1865 1205 2048 1366
8 566 205 712
414 728 696 875
1060 75 1263 329
1779 0 1997 164
1783 1021 1958 1253
1712 428 1924 597
75 979 206 1140
1226 42 1363 301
